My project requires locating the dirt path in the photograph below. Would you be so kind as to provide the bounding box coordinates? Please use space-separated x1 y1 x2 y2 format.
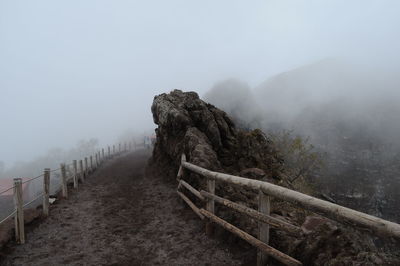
0 150 245 266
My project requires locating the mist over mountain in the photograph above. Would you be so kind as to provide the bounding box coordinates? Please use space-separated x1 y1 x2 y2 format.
204 59 400 222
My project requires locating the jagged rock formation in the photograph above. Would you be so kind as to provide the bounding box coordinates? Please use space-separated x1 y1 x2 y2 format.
149 89 400 265
150 90 281 183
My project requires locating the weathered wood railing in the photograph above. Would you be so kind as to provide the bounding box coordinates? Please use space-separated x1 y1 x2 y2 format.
176 154 400 266
0 141 139 244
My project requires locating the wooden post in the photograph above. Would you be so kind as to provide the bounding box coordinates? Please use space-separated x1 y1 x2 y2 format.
102 149 104 160
13 178 25 244
206 177 215 236
43 168 50 217
79 160 84 182
60 164 68 198
84 157 88 175
66 165 70 177
108 146 111 158
257 190 271 266
90 156 93 172
73 160 78 189
177 154 187 180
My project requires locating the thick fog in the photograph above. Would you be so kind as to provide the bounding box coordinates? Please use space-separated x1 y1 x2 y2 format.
1 0 400 179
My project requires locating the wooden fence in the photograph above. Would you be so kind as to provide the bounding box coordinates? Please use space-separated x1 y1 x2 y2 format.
176 154 400 266
0 141 141 244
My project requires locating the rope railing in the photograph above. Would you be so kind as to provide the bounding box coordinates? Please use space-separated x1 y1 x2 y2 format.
0 186 15 196
23 193 44 208
50 168 61 173
21 174 44 185
0 210 16 225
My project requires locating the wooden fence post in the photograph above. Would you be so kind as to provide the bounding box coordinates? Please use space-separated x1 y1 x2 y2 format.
73 160 78 189
60 164 68 198
13 178 25 244
66 165 70 177
43 168 50 217
206 177 215 236
177 154 186 180
90 156 93 172
79 160 84 182
85 157 88 175
257 190 271 266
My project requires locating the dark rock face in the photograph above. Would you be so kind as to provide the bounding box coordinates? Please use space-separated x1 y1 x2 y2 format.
150 90 232 179
150 90 281 181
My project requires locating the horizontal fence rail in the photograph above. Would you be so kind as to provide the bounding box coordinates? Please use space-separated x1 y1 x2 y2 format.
176 153 400 266
182 161 400 239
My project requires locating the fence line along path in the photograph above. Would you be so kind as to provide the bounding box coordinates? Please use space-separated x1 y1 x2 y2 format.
176 153 400 266
0 141 136 244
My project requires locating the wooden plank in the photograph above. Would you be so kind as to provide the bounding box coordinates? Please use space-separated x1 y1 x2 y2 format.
179 180 204 201
60 164 68 198
43 168 50 217
84 157 88 175
90 156 93 172
183 162 400 239
200 191 301 234
13 178 25 244
79 160 84 182
200 209 302 266
177 154 187 180
73 160 78 189
206 177 215 236
177 191 204 220
257 190 270 266
177 165 184 180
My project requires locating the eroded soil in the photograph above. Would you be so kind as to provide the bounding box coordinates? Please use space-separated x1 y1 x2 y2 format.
0 150 246 266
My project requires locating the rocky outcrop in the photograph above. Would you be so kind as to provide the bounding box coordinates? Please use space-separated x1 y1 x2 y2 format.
150 90 282 183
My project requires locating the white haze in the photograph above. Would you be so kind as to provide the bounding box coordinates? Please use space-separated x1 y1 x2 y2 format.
1 0 400 173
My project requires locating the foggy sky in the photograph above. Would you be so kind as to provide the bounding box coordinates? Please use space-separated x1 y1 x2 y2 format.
1 0 400 167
